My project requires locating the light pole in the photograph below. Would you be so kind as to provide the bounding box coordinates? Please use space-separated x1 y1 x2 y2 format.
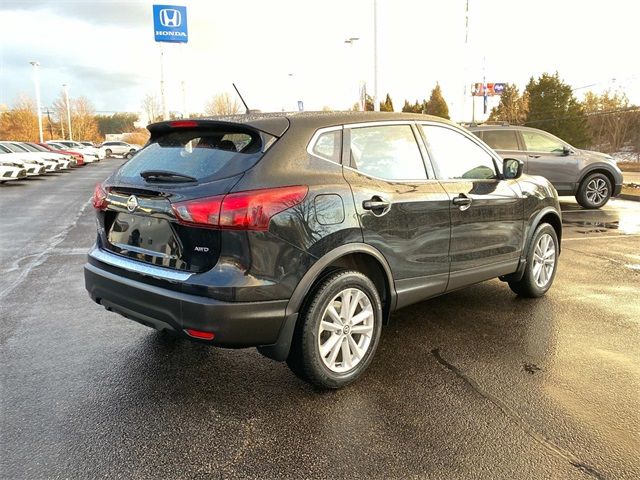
29 61 44 142
373 0 379 111
344 37 360 110
62 83 72 140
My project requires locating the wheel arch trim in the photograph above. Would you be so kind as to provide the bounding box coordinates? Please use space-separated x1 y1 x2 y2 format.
285 242 397 317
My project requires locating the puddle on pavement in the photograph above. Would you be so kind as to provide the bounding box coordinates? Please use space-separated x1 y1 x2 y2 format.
563 218 640 235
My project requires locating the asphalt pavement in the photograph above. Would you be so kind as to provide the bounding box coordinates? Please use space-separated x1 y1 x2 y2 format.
1 161 639 479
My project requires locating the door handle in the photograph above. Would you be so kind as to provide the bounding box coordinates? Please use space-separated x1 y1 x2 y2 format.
362 196 391 215
452 194 472 211
528 154 541 158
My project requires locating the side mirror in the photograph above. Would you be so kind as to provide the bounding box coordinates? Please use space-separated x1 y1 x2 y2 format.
503 158 524 179
562 145 572 156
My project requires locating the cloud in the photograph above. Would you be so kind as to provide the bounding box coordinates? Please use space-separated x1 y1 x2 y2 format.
0 0 150 28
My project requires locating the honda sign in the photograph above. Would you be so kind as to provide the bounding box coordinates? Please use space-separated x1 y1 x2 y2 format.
153 4 188 43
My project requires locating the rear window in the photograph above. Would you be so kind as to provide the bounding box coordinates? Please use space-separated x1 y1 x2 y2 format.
114 128 274 184
482 130 520 151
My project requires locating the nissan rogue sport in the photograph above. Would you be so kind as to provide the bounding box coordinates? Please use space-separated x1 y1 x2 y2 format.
85 112 562 389
469 125 623 209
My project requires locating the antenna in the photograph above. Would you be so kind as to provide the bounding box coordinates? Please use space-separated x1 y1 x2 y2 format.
232 83 250 114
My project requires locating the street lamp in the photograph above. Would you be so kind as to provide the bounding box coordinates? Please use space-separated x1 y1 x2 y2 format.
62 83 72 141
29 61 44 142
344 37 360 110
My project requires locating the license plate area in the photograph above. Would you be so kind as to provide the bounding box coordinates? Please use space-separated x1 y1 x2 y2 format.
108 213 186 269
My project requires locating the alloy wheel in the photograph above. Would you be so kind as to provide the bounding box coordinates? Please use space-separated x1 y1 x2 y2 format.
586 178 608 205
317 288 374 373
532 233 556 288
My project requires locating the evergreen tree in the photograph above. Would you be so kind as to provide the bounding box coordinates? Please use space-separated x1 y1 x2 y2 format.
424 83 450 119
525 72 590 148
364 94 374 111
488 84 528 124
402 99 424 113
379 93 394 112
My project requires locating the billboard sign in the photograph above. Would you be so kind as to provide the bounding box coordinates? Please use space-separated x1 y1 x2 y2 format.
153 5 188 43
472 83 506 96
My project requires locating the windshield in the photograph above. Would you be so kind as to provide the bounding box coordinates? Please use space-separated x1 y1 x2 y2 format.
3 143 28 153
114 128 273 184
19 144 42 153
27 144 50 152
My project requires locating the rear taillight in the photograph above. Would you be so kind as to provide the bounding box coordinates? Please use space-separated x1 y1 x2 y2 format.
92 183 108 210
171 185 308 231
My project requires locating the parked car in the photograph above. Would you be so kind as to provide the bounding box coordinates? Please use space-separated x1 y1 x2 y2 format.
79 141 96 148
100 141 141 159
468 125 623 209
85 112 562 389
0 164 28 183
36 142 85 166
46 141 99 163
0 142 61 172
17 142 73 169
49 140 103 160
0 145 46 176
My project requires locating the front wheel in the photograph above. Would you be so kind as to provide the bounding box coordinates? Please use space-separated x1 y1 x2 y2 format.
576 173 611 209
287 270 383 389
104 148 112 158
509 223 559 298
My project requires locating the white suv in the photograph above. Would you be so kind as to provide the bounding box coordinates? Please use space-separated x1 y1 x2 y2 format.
101 141 140 159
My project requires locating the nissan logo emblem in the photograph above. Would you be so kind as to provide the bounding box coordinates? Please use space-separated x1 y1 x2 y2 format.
126 195 139 213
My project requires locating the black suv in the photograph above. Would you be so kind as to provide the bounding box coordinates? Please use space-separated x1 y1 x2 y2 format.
85 112 562 388
469 125 624 209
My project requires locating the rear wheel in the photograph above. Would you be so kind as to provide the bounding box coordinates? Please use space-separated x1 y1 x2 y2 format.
508 223 558 298
576 173 611 209
287 270 383 389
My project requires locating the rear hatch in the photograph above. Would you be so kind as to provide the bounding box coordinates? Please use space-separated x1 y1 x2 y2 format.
96 120 280 273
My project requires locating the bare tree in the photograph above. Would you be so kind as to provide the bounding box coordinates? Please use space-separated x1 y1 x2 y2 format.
141 93 161 124
204 93 242 116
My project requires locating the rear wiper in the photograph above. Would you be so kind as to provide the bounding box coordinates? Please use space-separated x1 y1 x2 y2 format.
140 170 197 183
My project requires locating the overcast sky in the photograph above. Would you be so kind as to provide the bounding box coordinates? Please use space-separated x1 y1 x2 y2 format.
1 0 639 122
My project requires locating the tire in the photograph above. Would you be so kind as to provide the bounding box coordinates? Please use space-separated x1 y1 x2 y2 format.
125 151 134 159
576 172 611 209
105 148 112 158
287 270 383 389
508 223 559 298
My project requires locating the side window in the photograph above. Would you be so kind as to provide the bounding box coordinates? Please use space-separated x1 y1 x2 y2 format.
311 130 341 163
349 125 427 180
482 130 520 151
521 131 565 153
423 125 497 180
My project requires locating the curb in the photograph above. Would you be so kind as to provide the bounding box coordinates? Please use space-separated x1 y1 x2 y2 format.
618 194 640 202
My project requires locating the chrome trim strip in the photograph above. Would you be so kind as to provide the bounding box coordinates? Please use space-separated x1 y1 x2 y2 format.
89 247 193 282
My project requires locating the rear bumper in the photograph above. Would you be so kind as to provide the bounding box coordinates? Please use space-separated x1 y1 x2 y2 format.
84 261 288 348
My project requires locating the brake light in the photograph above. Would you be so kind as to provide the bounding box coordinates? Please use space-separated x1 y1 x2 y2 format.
171 185 308 230
169 120 198 128
92 183 108 210
172 195 224 227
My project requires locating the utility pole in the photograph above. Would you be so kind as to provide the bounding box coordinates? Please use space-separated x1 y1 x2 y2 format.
62 83 72 140
373 0 379 111
181 80 187 119
30 61 44 142
160 44 168 120
46 108 54 138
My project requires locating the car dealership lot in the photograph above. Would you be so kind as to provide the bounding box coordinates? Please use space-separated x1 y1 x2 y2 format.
1 160 638 479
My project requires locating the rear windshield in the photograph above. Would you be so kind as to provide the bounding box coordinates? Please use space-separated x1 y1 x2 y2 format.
114 128 273 184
